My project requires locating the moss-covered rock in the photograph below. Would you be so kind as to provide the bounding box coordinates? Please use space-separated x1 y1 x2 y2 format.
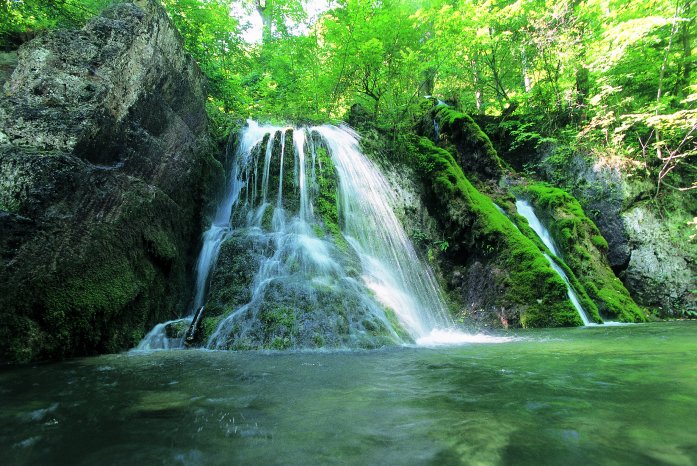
407 136 582 327
205 230 271 318
0 1 219 363
431 105 505 184
309 133 349 250
536 146 695 317
203 276 400 350
502 203 602 324
518 183 646 322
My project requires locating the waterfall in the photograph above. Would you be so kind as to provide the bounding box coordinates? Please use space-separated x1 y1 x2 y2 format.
515 200 593 326
313 125 451 337
138 120 508 352
203 121 464 350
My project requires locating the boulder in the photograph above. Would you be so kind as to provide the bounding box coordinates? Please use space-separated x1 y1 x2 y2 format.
0 1 221 363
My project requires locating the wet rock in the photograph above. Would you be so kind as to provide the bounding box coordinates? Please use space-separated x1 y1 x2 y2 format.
537 148 696 315
0 1 219 363
0 51 18 86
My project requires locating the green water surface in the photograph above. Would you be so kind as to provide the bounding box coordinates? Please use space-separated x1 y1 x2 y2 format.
1 322 696 465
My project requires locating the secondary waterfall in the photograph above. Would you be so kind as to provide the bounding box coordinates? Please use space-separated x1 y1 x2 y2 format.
515 199 592 325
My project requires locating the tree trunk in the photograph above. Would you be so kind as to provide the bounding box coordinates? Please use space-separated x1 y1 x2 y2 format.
471 58 483 114
255 0 273 43
574 65 589 121
679 0 693 94
521 48 532 92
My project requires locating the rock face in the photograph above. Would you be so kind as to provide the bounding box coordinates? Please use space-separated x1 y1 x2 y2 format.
621 207 695 314
538 150 696 315
0 51 17 87
0 1 220 363
517 183 645 322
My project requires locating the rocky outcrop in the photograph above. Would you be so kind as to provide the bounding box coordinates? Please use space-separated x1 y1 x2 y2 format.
621 206 695 314
431 105 504 185
516 183 645 322
0 1 222 363
0 51 17 87
405 136 583 328
538 149 696 316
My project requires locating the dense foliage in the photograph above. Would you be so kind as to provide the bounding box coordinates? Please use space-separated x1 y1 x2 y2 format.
177 0 691 196
2 0 694 192
0 0 115 46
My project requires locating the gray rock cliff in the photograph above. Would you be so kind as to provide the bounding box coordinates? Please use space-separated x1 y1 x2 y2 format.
0 1 221 363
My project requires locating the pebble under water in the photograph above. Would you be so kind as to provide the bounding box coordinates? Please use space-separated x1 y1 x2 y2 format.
2 322 696 465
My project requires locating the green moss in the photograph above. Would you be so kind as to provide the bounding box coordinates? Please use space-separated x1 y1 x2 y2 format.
591 234 609 251
0 198 19 213
143 227 178 262
312 333 325 347
27 174 200 360
45 257 141 317
520 183 646 322
206 232 263 313
202 316 222 339
408 136 582 327
258 302 297 349
260 306 296 331
281 130 299 214
270 336 292 350
383 308 413 342
0 315 42 364
432 105 504 183
311 139 350 251
261 203 274 231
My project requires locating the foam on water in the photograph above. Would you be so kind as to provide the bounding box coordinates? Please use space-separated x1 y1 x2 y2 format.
416 329 516 346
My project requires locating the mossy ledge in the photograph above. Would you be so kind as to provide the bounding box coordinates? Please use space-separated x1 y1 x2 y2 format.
517 183 646 323
407 136 582 327
431 105 505 184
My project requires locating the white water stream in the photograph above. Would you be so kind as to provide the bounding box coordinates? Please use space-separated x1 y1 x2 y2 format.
515 199 593 325
137 121 507 350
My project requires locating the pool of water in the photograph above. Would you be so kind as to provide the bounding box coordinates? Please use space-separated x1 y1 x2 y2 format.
1 322 696 465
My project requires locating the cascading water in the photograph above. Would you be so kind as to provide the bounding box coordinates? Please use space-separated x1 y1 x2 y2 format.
515 199 593 326
314 125 451 337
136 318 191 350
136 125 268 350
205 121 460 349
138 120 505 351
